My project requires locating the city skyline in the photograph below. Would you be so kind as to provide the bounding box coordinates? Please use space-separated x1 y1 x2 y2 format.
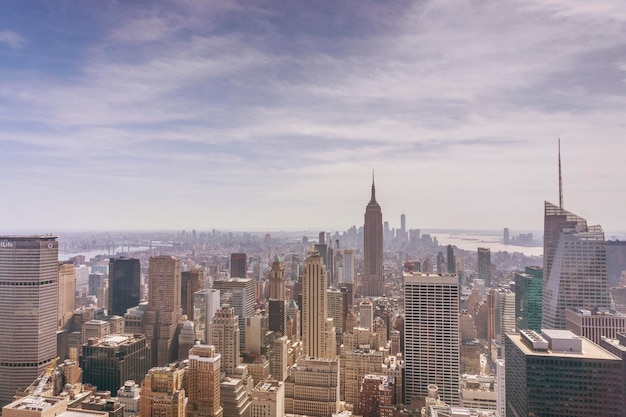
1 1 625 232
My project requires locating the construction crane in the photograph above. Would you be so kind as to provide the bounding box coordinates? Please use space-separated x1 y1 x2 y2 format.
32 357 59 398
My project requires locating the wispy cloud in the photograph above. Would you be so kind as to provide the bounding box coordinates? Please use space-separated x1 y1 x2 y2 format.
0 0 625 231
0 30 25 49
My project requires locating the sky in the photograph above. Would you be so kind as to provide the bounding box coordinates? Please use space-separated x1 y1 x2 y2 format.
1 0 625 233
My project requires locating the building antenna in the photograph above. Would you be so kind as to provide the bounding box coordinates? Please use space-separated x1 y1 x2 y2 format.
558 138 564 209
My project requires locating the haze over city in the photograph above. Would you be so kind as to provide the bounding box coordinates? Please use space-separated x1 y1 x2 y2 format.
1 1 625 232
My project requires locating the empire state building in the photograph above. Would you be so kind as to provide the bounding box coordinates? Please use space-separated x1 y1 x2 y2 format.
362 175 384 297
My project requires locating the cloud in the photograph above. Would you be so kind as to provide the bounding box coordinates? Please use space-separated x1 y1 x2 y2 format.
0 30 25 49
1 0 626 231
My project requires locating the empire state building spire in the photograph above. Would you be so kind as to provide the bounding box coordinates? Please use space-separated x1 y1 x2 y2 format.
369 171 379 206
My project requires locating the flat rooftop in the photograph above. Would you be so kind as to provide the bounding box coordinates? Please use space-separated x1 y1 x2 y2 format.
507 332 621 360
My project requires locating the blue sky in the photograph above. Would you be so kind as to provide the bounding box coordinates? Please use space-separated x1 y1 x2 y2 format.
1 0 625 233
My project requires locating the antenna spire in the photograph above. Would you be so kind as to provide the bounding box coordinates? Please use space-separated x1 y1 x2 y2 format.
558 138 564 209
370 170 377 204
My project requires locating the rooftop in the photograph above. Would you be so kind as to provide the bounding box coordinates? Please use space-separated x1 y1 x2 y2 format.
507 331 620 360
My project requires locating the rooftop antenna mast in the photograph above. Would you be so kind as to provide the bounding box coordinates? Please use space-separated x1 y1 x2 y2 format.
558 138 564 209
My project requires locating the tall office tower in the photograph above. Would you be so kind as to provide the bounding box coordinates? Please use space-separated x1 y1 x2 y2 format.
140 364 186 417
80 334 150 394
118 380 141 417
146 255 182 366
230 253 247 278
477 248 491 287
0 235 58 408
284 357 340 417
302 249 334 359
503 228 510 245
327 288 347 345
565 307 626 345
250 379 285 417
514 266 543 332
363 175 384 297
268 256 287 335
436 251 445 274
194 289 220 344
213 278 254 350
404 272 460 406
505 329 624 417
211 305 240 375
186 344 223 417
359 299 374 331
108 257 141 317
341 249 355 283
496 289 516 343
400 212 406 238
446 245 456 274
360 375 395 417
58 261 76 330
542 202 612 329
181 268 204 321
270 335 289 382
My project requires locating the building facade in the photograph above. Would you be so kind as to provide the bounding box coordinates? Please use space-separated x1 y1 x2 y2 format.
0 235 59 407
302 249 334 359
514 266 543 332
404 273 460 405
80 334 150 395
186 344 223 417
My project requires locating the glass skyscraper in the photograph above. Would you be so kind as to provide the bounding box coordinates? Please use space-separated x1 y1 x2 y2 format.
542 202 612 329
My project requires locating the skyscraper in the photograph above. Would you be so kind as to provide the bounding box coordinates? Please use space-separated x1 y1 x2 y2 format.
542 202 612 329
230 253 247 278
58 260 76 330
446 245 456 274
363 175 384 297
404 272 460 406
181 267 204 320
186 344 223 417
146 255 182 366
213 277 255 349
211 305 240 375
108 257 141 317
477 247 491 287
302 248 334 359
341 249 355 284
268 256 287 335
514 266 543 332
0 235 58 407
80 334 150 395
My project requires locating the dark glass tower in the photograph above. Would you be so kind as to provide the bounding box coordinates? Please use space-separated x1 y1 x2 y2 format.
108 257 141 316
